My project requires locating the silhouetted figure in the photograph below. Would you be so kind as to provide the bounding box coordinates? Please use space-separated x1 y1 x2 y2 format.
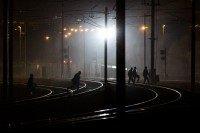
27 74 36 95
71 71 81 90
143 67 150 84
128 67 134 84
133 67 140 83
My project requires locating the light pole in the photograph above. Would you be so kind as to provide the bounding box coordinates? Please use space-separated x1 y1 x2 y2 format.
3 0 13 100
61 0 64 78
142 15 147 68
95 44 98 78
150 0 156 83
24 22 27 77
162 24 167 80
66 36 71 78
144 24 147 68
83 25 86 78
18 25 22 60
141 24 148 68
104 7 108 86
191 0 196 91
116 0 125 107
16 21 27 77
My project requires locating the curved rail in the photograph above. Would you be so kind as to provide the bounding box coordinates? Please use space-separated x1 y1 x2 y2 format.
95 81 181 113
12 82 87 103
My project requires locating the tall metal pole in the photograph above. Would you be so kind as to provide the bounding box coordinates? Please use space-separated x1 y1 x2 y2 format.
95 45 98 77
19 26 22 60
24 22 27 77
104 7 108 86
191 0 196 91
2 0 13 100
61 1 64 78
164 48 167 79
143 15 147 68
67 40 70 78
150 0 155 83
83 25 86 78
116 0 126 107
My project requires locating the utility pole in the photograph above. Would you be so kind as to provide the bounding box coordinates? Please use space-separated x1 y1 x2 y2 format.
83 22 86 78
2 0 13 100
95 45 98 77
24 22 27 77
164 48 167 79
116 0 125 107
67 39 71 78
18 25 22 60
61 0 64 78
150 0 156 83
191 0 196 91
104 7 108 86
143 14 147 68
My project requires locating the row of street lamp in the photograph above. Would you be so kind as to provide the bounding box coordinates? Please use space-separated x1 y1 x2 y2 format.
44 24 168 41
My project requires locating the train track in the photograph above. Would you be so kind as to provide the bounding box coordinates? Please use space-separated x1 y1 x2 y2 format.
0 80 182 129
11 80 103 103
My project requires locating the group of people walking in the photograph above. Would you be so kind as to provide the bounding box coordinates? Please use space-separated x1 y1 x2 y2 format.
27 66 149 94
128 66 150 84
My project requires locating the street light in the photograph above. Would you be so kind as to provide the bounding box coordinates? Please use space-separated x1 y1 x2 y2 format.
64 33 71 78
64 34 68 38
162 24 166 35
91 29 95 32
85 28 89 32
97 27 116 40
45 36 50 40
140 25 148 31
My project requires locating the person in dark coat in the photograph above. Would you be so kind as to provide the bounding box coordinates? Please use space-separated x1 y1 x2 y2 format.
128 67 134 84
71 71 81 90
133 67 140 83
143 67 150 84
27 74 36 95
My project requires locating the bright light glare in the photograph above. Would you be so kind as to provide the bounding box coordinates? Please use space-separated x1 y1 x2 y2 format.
36 65 40 70
17 26 21 29
162 24 166 28
97 27 116 40
141 25 148 31
45 36 50 40
91 29 95 32
64 34 68 38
